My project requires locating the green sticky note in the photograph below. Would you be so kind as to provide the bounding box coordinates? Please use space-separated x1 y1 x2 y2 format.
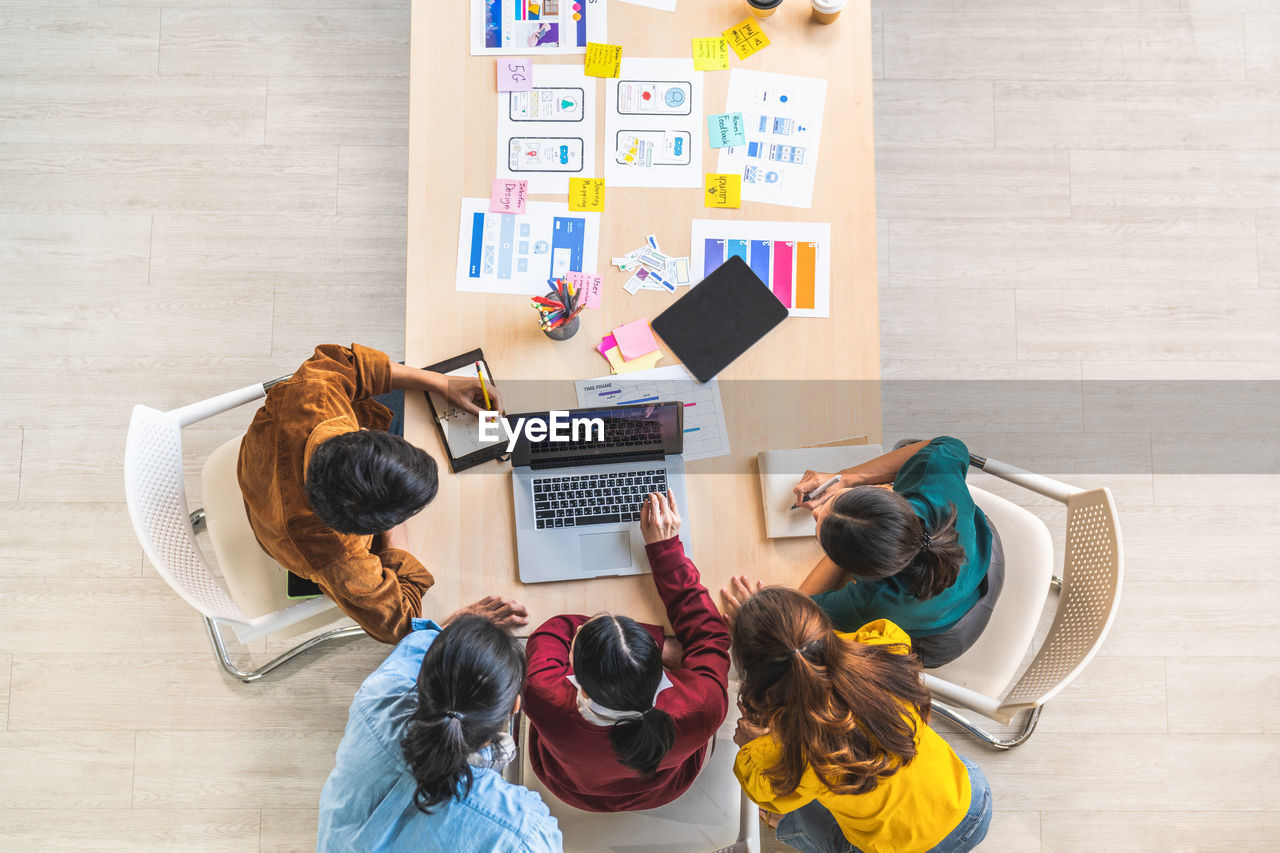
707 112 746 149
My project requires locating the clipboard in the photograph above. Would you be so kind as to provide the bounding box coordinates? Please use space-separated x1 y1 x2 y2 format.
421 348 507 472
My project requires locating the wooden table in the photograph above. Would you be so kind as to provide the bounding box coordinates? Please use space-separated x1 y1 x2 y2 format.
405 0 880 632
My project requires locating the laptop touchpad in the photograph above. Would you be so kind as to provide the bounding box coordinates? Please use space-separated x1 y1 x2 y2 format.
580 531 632 571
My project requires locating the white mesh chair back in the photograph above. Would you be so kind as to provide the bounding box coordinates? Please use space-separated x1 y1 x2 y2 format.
999 487 1123 715
124 404 244 622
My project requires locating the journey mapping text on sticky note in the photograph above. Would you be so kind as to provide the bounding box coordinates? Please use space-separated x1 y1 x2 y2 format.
692 37 730 71
497 58 533 92
584 42 623 78
707 112 746 149
568 177 605 211
490 179 528 214
723 19 770 60
705 173 742 208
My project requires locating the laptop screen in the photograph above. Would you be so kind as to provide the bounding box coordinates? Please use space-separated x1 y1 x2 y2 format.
508 402 683 468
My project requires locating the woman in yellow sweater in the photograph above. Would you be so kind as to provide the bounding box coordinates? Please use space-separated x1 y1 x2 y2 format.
724 586 992 853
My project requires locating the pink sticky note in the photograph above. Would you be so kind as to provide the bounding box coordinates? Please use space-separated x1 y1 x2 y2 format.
612 319 659 361
490 179 527 214
568 271 604 309
497 58 533 92
597 333 618 359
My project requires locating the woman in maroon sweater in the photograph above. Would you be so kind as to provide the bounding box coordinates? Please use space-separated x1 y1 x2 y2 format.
523 491 731 812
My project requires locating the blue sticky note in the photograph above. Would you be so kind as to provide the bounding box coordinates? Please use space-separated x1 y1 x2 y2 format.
707 112 746 149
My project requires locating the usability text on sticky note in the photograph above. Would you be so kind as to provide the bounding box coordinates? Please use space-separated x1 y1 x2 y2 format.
707 112 746 148
705 173 742 209
692 37 730 71
723 19 770 60
497 58 533 92
568 177 605 212
584 42 623 78
490 179 528 214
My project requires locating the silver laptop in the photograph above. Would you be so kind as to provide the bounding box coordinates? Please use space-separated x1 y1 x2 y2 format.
510 402 691 584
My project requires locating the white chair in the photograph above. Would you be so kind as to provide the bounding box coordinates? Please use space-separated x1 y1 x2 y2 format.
921 452 1123 749
124 379 364 682
509 706 759 853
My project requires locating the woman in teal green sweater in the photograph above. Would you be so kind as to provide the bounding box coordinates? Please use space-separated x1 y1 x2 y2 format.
788 437 1003 668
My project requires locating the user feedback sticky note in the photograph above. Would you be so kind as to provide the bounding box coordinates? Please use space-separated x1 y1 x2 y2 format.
568 177 605 212
707 112 746 148
490 179 527 214
496 58 533 92
692 37 730 71
567 271 604 309
584 42 623 78
704 173 742 209
723 19 770 60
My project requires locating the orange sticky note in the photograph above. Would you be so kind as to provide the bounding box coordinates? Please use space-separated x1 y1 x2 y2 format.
568 177 605 211
692 37 730 71
584 42 623 78
723 19 770 60
704 173 741 209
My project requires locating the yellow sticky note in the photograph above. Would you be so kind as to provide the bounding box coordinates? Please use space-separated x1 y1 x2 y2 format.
568 177 605 212
723 18 770 60
584 42 622 78
692 37 730 71
606 346 663 374
704 173 742 209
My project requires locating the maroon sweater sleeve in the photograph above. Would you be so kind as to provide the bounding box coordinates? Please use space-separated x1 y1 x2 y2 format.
524 614 586 723
645 536 731 731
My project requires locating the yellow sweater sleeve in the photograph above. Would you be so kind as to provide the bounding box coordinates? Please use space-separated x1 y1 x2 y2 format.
733 737 821 815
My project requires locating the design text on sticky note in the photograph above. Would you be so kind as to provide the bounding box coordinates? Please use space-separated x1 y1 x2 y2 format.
692 37 730 71
568 177 605 212
490 179 528 214
497 58 533 92
723 19 771 60
707 112 746 149
704 173 742 209
584 42 623 78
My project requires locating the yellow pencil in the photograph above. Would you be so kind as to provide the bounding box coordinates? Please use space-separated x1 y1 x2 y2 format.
474 361 492 410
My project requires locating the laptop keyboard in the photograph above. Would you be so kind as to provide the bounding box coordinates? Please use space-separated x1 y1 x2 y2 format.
532 468 668 529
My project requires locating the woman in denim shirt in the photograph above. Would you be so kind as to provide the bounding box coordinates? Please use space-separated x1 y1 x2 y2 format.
317 598 562 853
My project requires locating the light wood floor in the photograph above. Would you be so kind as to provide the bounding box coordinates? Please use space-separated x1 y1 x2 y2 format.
2 0 1278 850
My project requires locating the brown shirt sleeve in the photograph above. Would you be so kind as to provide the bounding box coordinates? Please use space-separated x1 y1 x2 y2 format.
308 543 436 645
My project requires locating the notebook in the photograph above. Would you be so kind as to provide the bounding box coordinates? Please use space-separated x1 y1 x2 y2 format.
758 443 884 538
650 255 789 383
422 348 506 472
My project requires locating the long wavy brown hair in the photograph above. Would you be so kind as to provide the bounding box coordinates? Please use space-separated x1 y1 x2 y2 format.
731 587 932 797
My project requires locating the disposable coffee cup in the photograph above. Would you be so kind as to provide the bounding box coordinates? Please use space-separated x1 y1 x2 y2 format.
810 0 845 23
747 0 782 18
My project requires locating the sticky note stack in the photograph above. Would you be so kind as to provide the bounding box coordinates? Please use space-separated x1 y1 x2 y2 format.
597 319 663 374
611 233 691 294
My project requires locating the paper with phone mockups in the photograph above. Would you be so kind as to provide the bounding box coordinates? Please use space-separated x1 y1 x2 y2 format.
605 58 703 189
455 197 600 296
716 69 827 209
498 64 596 194
470 0 606 55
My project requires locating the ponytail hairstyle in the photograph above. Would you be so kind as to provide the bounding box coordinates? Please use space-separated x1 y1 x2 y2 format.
400 615 526 813
731 587 932 798
817 486 966 600
572 614 676 776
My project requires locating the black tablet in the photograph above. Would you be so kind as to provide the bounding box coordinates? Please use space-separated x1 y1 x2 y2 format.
421 348 508 473
650 255 790 383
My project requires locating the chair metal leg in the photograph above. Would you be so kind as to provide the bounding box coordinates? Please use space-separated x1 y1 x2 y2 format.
204 617 365 683
189 508 207 534
931 699 1043 750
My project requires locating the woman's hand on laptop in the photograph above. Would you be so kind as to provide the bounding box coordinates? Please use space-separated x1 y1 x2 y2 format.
444 595 529 630
640 490 681 544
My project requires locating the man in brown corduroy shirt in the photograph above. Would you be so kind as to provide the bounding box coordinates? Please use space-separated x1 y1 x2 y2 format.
237 343 519 644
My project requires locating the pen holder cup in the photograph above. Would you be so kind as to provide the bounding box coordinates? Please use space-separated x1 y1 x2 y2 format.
541 291 580 341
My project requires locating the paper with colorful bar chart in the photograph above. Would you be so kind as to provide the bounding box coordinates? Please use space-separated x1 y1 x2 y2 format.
470 0 607 55
689 219 831 318
574 364 730 462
